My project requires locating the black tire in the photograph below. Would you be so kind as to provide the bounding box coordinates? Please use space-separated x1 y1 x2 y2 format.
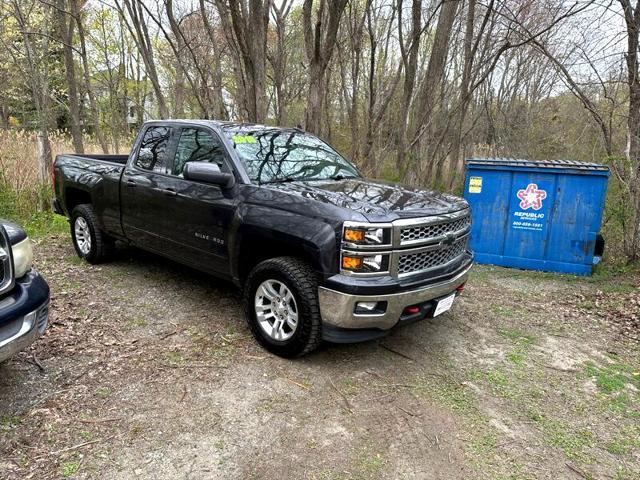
70 204 114 264
244 257 322 358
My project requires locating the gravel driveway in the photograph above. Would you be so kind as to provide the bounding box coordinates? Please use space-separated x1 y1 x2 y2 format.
1 233 639 479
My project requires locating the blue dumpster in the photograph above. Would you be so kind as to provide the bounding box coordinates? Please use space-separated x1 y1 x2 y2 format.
463 158 610 275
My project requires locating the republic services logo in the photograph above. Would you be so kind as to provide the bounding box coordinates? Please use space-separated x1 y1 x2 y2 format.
517 183 547 211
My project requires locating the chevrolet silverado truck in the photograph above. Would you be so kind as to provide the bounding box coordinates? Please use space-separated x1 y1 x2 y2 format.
0 220 50 363
53 120 472 357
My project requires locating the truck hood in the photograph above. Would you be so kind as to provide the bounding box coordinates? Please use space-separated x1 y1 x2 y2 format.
265 178 468 221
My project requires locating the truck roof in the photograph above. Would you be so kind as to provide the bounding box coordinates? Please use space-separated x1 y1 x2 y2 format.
143 119 303 134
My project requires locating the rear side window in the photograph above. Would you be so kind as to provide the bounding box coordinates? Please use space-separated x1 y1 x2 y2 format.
136 126 172 173
173 128 228 177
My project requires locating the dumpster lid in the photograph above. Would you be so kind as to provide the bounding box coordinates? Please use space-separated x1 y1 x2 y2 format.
466 157 609 172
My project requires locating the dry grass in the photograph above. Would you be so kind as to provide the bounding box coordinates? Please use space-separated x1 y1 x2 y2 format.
0 130 125 225
0 130 106 191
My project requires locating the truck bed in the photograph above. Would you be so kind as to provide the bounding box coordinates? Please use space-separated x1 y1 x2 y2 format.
60 154 129 165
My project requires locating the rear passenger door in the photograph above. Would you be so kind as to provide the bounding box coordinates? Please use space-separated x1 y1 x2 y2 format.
121 125 177 252
160 127 237 276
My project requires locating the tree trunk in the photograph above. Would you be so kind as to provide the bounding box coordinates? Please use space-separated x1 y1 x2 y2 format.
306 64 325 135
620 0 640 261
448 0 476 187
303 0 349 135
37 131 53 185
12 0 54 197
73 0 110 152
408 0 461 185
269 1 293 125
56 0 84 153
214 0 269 123
395 0 421 173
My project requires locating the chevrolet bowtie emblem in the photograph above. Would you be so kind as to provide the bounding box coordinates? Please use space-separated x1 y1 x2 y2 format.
441 233 456 246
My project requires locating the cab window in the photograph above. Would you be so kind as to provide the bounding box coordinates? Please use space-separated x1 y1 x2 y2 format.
173 128 228 177
135 126 172 173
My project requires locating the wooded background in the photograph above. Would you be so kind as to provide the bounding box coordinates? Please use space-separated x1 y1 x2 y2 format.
1 0 640 264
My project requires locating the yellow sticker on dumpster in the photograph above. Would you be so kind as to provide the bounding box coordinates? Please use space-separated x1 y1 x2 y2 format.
469 176 482 193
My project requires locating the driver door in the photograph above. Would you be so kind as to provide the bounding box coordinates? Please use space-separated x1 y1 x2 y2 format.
160 127 237 276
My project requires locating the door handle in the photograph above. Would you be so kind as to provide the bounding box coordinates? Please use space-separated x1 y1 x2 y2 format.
125 180 137 188
163 188 177 197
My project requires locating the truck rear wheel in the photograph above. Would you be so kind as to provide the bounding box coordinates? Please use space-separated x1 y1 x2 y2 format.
244 257 322 358
70 204 114 264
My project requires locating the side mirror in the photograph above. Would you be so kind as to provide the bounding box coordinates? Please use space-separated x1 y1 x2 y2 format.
137 148 154 169
183 162 235 188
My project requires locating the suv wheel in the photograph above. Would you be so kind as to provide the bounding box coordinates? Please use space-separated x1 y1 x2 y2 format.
70 204 114 264
244 257 322 358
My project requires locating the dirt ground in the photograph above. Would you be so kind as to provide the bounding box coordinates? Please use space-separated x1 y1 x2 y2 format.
1 232 639 480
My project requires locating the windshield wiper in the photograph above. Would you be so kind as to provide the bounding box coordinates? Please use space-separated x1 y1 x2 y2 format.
329 174 357 181
262 177 299 184
263 174 357 184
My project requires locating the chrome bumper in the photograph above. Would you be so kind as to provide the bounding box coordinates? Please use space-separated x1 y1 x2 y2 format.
318 264 471 330
0 300 49 363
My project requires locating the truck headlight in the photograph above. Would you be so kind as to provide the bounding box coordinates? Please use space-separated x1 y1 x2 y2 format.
341 253 389 273
343 225 390 245
12 238 33 278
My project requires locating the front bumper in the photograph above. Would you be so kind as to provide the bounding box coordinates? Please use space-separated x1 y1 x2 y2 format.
0 270 50 363
318 263 471 334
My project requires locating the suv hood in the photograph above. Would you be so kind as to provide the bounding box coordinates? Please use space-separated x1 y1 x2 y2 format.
266 178 468 221
0 220 27 245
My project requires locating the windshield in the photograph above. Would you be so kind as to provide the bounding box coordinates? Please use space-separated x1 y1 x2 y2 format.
223 128 360 184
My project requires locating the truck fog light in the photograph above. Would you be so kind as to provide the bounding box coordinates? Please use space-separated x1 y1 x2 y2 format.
354 301 387 315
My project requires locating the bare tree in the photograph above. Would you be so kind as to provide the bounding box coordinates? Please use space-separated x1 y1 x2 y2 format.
55 0 84 153
618 0 640 260
73 0 109 152
268 0 294 125
214 0 270 122
395 0 422 172
9 0 54 200
303 0 349 134
408 0 461 184
115 0 169 118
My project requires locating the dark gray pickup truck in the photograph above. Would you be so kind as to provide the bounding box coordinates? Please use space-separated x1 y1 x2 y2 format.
53 120 472 357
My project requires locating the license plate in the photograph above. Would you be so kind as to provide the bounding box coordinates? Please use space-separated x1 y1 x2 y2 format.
433 294 455 317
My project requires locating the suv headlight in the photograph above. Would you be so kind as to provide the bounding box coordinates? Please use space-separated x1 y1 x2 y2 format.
12 238 33 278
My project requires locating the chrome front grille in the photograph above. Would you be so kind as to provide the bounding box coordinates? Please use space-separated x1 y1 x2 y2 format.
400 215 471 245
398 236 468 276
0 226 13 295
340 208 472 278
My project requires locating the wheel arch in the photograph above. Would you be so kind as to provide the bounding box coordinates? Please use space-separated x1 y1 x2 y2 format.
229 206 340 285
233 231 324 284
63 187 93 215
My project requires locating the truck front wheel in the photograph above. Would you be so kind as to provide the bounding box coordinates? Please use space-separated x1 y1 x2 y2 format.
70 204 114 264
244 257 322 358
